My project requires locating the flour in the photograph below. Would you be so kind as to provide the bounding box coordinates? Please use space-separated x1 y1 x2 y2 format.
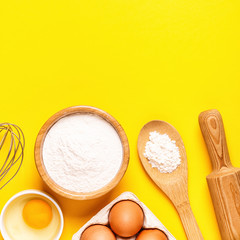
42 114 123 193
144 131 181 173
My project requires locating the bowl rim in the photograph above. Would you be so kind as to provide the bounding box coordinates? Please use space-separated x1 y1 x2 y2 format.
0 189 64 240
34 105 130 200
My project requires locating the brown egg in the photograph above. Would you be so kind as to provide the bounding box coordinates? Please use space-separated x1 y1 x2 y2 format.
81 224 116 240
136 229 168 240
108 200 144 237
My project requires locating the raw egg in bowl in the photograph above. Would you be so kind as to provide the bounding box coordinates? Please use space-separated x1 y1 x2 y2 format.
0 190 63 240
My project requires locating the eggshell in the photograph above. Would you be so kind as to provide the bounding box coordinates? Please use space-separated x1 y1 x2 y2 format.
72 192 175 240
136 229 168 240
109 200 144 237
81 225 116 240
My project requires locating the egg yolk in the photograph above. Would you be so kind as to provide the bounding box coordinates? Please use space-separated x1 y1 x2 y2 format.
22 199 53 229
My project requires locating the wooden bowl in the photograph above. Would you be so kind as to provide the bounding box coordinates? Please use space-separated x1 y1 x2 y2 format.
35 106 130 200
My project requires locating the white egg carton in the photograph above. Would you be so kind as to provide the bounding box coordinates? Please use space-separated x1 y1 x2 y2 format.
72 191 175 240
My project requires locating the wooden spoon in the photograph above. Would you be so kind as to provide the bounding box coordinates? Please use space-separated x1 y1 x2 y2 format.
137 120 203 240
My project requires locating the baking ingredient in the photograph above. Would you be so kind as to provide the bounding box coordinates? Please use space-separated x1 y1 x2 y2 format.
3 195 61 240
43 113 123 192
81 225 116 240
72 192 175 240
22 199 53 229
136 229 168 240
144 131 181 173
108 200 144 237
0 123 25 190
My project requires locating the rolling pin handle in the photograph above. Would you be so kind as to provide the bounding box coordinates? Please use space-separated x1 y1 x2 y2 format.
199 109 232 171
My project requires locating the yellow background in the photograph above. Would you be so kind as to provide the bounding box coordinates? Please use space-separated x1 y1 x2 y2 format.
0 0 240 239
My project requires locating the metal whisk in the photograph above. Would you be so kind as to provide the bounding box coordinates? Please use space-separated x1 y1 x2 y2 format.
0 123 25 190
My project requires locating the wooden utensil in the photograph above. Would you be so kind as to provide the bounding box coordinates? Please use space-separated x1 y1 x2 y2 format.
199 109 240 240
137 120 203 240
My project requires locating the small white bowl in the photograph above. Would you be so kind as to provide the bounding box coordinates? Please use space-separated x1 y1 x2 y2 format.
0 190 64 240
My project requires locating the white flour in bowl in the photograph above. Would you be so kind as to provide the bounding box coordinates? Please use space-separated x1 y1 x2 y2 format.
42 114 123 193
144 131 181 173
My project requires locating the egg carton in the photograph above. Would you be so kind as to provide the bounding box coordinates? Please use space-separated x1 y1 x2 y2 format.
72 192 176 240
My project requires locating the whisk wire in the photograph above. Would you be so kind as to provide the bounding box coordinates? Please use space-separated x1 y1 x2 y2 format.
0 129 16 177
0 126 9 150
0 127 14 174
0 123 25 190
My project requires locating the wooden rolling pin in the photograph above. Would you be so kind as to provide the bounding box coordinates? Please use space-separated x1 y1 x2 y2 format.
199 109 240 240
